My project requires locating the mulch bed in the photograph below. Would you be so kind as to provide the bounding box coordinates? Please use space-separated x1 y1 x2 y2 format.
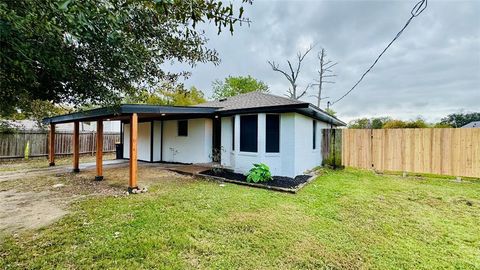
199 169 313 193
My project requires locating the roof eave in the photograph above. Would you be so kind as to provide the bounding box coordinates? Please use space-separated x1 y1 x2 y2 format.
43 104 219 124
216 103 309 116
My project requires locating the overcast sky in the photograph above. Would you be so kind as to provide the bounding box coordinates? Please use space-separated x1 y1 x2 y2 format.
175 0 480 122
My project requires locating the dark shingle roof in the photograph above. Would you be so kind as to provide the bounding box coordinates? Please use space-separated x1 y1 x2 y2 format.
462 121 480 128
197 91 345 126
196 91 307 111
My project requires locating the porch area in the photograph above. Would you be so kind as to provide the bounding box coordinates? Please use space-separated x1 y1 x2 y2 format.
43 105 219 192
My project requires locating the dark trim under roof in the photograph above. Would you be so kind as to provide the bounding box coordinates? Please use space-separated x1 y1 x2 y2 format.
43 103 345 126
43 104 219 124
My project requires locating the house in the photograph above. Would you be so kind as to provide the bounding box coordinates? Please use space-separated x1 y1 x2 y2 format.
43 92 345 191
461 121 480 128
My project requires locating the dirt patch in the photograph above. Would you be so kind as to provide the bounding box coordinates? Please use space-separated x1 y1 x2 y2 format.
0 160 194 235
0 189 67 233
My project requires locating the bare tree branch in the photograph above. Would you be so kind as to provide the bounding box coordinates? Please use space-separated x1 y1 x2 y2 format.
315 48 337 107
267 44 315 99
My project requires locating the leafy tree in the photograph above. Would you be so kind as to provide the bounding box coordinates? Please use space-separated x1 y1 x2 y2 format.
382 120 407 129
1 100 71 130
211 75 269 99
439 112 480 128
404 118 429 128
383 118 429 129
325 108 337 117
25 100 71 129
371 117 391 129
433 122 452 128
348 118 371 129
349 117 426 129
0 0 251 116
126 84 206 106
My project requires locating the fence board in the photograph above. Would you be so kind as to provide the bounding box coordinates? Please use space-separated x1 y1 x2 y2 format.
0 131 120 159
342 128 480 178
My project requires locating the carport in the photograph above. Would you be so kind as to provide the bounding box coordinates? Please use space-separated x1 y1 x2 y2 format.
43 105 217 192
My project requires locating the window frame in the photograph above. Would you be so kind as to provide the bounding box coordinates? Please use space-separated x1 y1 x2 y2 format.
312 120 317 150
232 116 235 151
265 114 280 153
177 120 188 137
239 114 258 153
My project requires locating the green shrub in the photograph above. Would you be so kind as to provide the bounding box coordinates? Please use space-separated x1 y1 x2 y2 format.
246 163 272 183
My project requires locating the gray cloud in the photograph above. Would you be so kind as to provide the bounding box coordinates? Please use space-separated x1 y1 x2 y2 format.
175 0 480 122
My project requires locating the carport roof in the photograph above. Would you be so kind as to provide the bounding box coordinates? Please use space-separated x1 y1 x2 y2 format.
43 104 219 124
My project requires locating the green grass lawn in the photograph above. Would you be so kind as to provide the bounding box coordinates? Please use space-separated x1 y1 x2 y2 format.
1 169 479 269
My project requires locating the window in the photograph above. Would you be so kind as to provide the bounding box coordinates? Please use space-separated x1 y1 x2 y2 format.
312 120 317 149
177 120 188 136
240 115 258 152
232 117 235 150
266 114 280 153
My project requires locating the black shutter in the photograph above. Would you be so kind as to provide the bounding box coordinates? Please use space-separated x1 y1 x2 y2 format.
178 120 188 136
266 114 280 153
240 115 258 152
313 120 317 149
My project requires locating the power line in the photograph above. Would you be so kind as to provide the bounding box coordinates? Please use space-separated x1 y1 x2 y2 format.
328 0 428 108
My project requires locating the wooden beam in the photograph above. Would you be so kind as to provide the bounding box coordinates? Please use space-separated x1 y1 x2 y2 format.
95 120 104 181
73 121 80 172
48 123 55 166
129 113 138 191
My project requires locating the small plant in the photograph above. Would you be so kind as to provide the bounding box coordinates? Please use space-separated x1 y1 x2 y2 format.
24 141 30 160
209 146 226 175
246 163 272 183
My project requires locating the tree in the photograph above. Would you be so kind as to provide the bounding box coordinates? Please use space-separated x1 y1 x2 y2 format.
312 48 337 107
382 120 407 129
161 86 206 106
268 45 314 100
383 118 429 129
371 117 391 129
325 108 337 117
125 84 206 106
438 112 480 128
348 118 371 129
25 100 71 129
0 0 251 116
348 117 390 129
211 76 269 99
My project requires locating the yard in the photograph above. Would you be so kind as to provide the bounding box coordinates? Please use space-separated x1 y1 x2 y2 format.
0 158 479 269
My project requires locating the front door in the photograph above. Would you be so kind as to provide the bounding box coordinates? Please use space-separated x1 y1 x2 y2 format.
212 117 221 162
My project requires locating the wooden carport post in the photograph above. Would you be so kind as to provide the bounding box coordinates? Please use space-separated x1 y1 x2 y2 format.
48 123 55 166
73 121 80 172
128 113 138 192
95 120 104 181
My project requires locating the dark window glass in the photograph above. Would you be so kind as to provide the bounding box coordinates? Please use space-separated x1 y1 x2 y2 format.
232 117 235 151
266 114 280 153
240 115 258 152
178 120 188 136
313 120 317 149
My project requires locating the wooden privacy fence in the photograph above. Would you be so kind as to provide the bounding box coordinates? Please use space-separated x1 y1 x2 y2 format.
321 129 343 168
341 128 480 178
0 131 120 159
